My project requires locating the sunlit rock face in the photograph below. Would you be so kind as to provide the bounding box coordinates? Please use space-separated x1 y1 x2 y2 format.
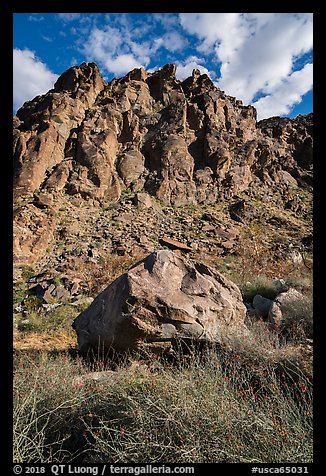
13 62 313 264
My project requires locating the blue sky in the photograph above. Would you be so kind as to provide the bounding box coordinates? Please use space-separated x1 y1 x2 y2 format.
13 13 313 120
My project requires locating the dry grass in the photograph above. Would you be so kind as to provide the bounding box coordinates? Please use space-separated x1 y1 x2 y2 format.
82 252 145 296
14 330 77 352
13 334 313 464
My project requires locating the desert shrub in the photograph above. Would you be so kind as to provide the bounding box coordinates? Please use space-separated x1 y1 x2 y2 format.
119 188 135 201
23 295 43 313
279 297 313 342
16 304 78 333
13 352 90 462
45 305 77 329
13 346 312 464
285 272 313 297
83 253 144 295
240 276 279 303
13 281 28 305
21 265 36 280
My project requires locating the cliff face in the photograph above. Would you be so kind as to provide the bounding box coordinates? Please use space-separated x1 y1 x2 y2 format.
13 62 313 265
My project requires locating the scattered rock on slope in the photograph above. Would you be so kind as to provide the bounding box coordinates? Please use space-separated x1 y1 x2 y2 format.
13 61 313 266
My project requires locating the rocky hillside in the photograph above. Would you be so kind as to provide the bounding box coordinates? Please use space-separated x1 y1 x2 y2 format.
13 62 313 303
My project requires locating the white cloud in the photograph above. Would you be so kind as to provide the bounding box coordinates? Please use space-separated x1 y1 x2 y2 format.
82 23 153 77
83 26 121 63
180 13 249 62
13 48 59 112
28 15 44 22
176 56 213 81
42 35 53 43
127 41 152 66
152 13 179 28
253 63 313 120
57 13 81 22
179 13 313 118
82 16 189 78
70 57 78 67
106 54 144 76
160 31 188 52
82 25 147 76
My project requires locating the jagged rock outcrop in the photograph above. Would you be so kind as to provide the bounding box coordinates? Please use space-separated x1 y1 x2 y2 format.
72 250 249 354
13 62 106 197
13 62 313 264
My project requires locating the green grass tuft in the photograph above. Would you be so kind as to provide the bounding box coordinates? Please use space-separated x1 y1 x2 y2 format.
240 276 280 303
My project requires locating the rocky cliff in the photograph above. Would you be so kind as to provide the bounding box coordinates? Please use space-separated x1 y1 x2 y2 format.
13 62 313 273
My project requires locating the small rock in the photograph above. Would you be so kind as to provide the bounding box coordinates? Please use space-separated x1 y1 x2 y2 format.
159 237 192 252
116 246 126 256
201 213 217 222
70 281 80 295
60 224 80 238
288 250 303 266
33 192 53 209
268 287 308 326
43 284 56 303
201 223 215 232
52 285 70 301
272 278 288 292
221 240 235 251
87 248 100 258
43 284 70 303
42 303 61 312
229 199 258 223
252 294 273 318
134 192 153 209
71 296 94 307
115 214 134 223
245 303 259 317
70 197 83 207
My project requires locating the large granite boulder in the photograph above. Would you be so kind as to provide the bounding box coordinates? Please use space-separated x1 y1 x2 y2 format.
72 250 248 354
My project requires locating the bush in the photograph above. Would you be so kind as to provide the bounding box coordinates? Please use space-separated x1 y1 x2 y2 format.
21 265 35 280
13 281 28 305
279 297 313 342
240 276 279 303
13 347 312 464
23 296 43 313
83 253 144 295
16 304 78 333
